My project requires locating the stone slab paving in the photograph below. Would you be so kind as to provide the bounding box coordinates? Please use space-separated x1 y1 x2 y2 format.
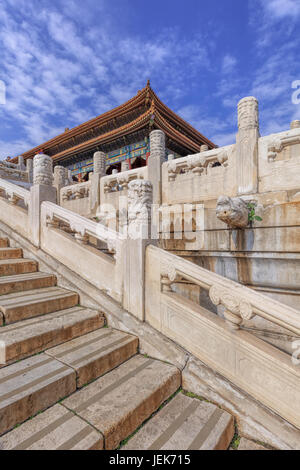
46 328 139 387
62 355 181 449
0 247 23 260
0 353 76 435
122 393 234 450
0 272 57 295
0 306 105 365
238 437 269 450
0 259 37 277
0 286 79 324
0 404 103 450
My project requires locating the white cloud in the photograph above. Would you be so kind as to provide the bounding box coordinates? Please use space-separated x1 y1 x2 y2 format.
0 1 215 158
221 54 237 74
263 0 300 19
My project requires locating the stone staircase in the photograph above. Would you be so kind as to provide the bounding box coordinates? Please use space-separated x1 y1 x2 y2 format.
0 237 234 450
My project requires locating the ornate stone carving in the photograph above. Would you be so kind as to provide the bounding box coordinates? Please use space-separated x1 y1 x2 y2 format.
209 285 254 330
54 166 66 187
160 262 182 292
238 96 259 131
93 151 106 175
149 130 165 161
216 195 249 229
200 145 208 152
33 154 53 186
217 150 229 167
186 154 206 175
127 180 152 239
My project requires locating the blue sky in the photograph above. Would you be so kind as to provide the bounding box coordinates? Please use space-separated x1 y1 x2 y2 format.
0 0 300 158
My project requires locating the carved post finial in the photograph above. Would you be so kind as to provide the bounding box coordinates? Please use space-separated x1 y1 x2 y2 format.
33 153 53 186
290 120 300 130
53 166 66 187
93 151 106 176
200 145 208 153
149 130 165 162
238 96 259 131
26 159 33 183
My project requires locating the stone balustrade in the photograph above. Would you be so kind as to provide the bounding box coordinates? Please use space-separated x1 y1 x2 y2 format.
61 181 90 201
145 245 300 429
42 201 118 253
157 250 300 335
102 167 147 194
166 148 229 182
0 178 30 206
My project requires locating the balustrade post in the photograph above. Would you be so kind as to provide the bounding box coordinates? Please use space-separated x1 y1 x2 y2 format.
148 130 165 205
236 96 259 195
90 151 106 214
26 159 33 183
29 153 57 247
123 179 154 321
53 165 67 204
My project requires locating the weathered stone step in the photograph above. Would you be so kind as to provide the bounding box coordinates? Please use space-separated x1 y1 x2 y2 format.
0 404 103 450
122 392 234 450
0 247 23 260
0 259 37 277
0 272 57 296
46 328 139 388
0 354 76 435
0 287 79 324
62 355 181 449
0 307 105 366
0 238 9 248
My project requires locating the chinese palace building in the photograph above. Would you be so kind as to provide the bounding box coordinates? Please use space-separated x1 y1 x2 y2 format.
16 81 216 178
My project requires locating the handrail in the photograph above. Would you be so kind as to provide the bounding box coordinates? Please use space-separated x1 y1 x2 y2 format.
41 201 118 252
165 147 230 181
61 180 90 201
0 177 30 206
102 167 147 192
152 245 300 336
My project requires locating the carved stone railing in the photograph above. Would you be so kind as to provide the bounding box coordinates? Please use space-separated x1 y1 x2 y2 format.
167 148 229 182
267 126 300 162
41 201 118 252
61 181 90 202
103 167 147 194
158 247 300 335
0 164 29 183
0 178 30 207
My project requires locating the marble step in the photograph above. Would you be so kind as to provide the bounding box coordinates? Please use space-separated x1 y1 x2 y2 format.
0 307 105 366
122 392 234 450
0 272 57 296
0 404 103 450
0 259 38 277
46 328 139 388
0 238 9 248
0 354 76 435
0 247 23 260
62 355 181 449
0 286 79 324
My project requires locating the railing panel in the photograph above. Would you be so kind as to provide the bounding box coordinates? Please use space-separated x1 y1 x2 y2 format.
145 245 300 428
